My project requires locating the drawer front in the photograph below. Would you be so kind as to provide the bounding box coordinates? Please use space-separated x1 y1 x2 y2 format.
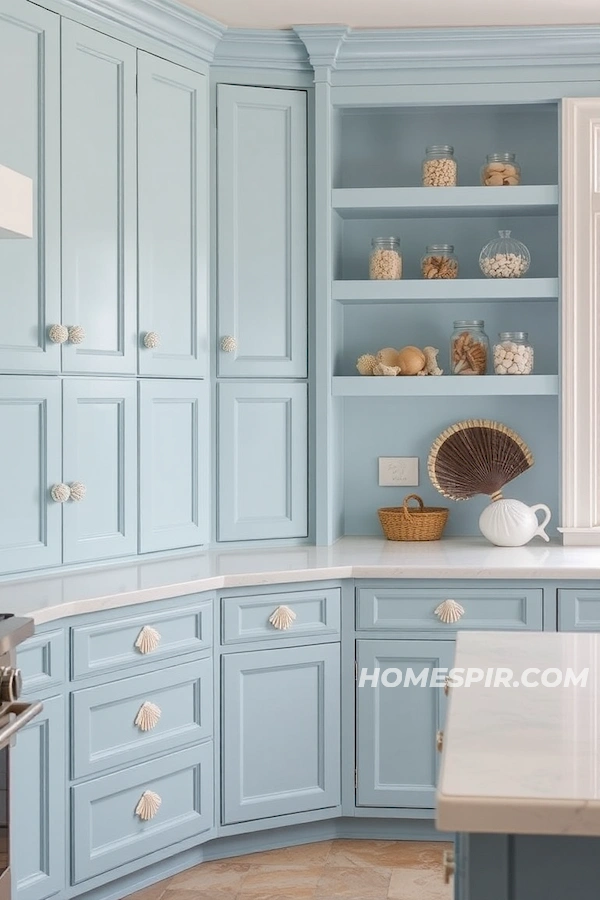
71 598 212 680
71 742 213 883
559 590 600 631
71 657 213 779
221 588 341 644
356 587 543 633
18 629 66 695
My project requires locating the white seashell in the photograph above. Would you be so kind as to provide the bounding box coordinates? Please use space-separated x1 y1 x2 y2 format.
135 790 161 821
134 625 161 655
50 483 71 503
68 325 86 344
69 481 86 502
134 701 161 732
268 605 297 631
434 599 465 624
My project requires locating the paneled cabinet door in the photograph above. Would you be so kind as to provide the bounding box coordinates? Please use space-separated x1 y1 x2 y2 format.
62 379 138 563
222 643 340 824
11 695 66 900
0 0 60 374
356 640 453 809
217 85 307 378
138 52 208 377
217 382 307 541
61 21 137 374
0 378 61 575
139 380 209 553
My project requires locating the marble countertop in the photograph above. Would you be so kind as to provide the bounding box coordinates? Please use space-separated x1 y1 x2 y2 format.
1 536 600 624
437 631 600 836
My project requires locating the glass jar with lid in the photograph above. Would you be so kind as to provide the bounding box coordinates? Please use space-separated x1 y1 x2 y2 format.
422 146 457 187
421 244 458 279
479 231 530 278
493 332 534 375
481 152 521 186
450 320 489 375
369 237 402 280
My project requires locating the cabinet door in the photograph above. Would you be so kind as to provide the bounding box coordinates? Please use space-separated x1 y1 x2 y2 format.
139 380 209 552
356 640 453 809
0 0 60 374
62 379 137 563
61 21 137 374
217 85 307 378
0 379 61 574
222 643 340 824
11 695 66 900
138 52 208 378
217 382 307 541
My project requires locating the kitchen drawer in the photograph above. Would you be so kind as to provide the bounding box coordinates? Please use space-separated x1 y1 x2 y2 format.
18 629 66 695
71 742 213 883
356 587 543 633
71 598 212 680
221 588 340 645
559 590 600 631
71 657 212 778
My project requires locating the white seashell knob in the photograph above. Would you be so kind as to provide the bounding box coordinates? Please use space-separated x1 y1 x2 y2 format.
48 324 68 344
134 701 161 732
68 482 86 502
434 599 465 624
143 331 160 349
68 325 85 344
220 335 237 353
135 790 161 821
50 483 71 503
268 605 297 631
134 625 161 655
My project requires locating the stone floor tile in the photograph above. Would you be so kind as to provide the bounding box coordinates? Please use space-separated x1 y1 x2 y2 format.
387 865 452 900
238 841 332 868
315 865 392 899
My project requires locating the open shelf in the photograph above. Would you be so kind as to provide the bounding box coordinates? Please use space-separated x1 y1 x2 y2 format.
332 278 559 304
332 375 559 397
331 186 559 219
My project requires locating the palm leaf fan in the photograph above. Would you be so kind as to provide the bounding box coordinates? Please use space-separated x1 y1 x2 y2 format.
428 419 533 501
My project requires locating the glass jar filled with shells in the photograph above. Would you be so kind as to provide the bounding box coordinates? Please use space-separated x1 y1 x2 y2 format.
422 145 457 187
481 152 521 186
450 320 489 375
421 244 458 279
369 236 402 280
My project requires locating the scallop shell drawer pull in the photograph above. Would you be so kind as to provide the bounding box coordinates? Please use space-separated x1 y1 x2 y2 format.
50 483 70 503
134 701 161 732
268 605 297 631
134 625 161 655
135 790 161 821
434 599 465 624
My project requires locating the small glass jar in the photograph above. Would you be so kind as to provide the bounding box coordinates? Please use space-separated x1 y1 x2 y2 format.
450 320 489 375
493 332 534 375
422 145 457 187
421 244 458 279
479 230 530 278
369 237 402 280
481 152 521 186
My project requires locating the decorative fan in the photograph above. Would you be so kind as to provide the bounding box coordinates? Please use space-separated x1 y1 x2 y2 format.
428 419 533 501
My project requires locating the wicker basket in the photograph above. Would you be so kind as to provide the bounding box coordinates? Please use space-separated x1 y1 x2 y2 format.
378 494 449 542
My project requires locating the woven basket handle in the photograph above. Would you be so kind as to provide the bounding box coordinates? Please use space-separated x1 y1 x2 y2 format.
403 494 425 518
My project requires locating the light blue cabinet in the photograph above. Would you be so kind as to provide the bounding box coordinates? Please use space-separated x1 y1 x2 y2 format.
61 20 137 375
356 639 453 809
0 0 60 374
137 52 208 378
216 85 307 378
221 642 340 823
217 382 308 541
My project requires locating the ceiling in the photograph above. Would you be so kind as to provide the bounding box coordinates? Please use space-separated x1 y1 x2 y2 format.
179 0 600 29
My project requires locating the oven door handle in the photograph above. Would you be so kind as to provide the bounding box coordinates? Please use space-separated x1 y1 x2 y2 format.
0 700 43 747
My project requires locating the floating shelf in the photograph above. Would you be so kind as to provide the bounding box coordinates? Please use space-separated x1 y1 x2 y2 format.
332 278 559 304
332 375 559 397
331 185 559 219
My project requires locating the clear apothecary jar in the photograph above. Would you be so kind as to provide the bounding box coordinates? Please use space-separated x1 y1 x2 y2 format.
479 230 530 278
422 145 457 187
369 237 402 280
481 152 521 186
493 332 534 375
450 320 489 375
421 244 458 279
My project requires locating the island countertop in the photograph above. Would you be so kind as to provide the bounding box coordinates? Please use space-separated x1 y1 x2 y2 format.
437 631 600 837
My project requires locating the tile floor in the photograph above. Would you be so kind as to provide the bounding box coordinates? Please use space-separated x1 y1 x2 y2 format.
125 839 453 900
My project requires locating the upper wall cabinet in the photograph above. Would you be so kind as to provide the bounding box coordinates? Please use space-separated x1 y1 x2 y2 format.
61 21 137 375
138 52 208 378
217 85 307 378
0 0 60 374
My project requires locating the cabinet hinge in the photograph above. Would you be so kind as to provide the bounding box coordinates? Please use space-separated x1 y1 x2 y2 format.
354 660 358 681
354 768 358 789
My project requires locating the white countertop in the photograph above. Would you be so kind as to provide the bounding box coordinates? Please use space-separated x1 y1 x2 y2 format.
437 631 600 836
1 536 600 624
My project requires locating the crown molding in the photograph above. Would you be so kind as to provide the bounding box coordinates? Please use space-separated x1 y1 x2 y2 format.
213 28 310 70
293 26 349 70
